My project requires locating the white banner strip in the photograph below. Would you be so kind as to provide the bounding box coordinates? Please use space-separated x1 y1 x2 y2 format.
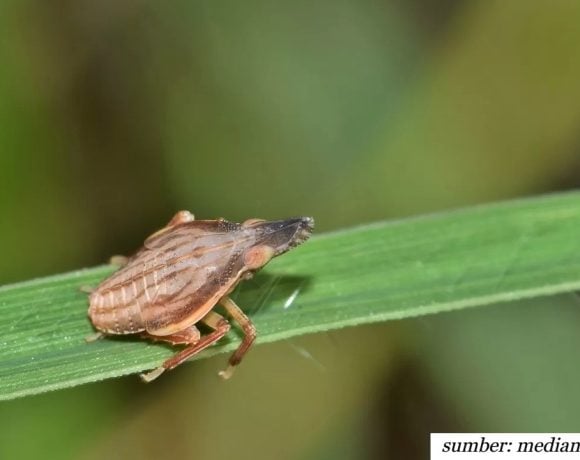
431 434 580 460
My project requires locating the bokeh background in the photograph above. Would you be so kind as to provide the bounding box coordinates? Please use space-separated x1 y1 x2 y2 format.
2 0 580 458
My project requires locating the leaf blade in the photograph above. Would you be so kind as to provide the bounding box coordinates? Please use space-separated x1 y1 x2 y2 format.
2 192 580 400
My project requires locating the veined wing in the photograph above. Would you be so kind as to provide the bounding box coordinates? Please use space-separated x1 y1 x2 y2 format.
140 223 249 335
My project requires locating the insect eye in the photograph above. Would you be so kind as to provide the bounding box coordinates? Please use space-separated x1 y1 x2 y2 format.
242 218 266 228
243 245 275 269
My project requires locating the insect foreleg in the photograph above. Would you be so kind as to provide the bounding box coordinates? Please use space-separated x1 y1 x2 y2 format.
140 312 230 383
218 296 257 380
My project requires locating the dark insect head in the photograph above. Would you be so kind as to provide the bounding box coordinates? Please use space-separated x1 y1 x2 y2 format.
241 217 314 269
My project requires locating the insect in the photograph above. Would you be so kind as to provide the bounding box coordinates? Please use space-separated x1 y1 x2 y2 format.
86 211 314 382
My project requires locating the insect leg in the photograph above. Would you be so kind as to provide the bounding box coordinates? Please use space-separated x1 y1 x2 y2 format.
144 211 196 248
140 325 201 345
218 296 257 380
109 255 129 267
140 312 230 382
85 332 104 342
166 210 195 226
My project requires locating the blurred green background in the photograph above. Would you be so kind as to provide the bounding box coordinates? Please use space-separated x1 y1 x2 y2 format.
2 0 580 458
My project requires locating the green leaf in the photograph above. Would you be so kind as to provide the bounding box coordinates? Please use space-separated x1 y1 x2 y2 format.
2 192 580 400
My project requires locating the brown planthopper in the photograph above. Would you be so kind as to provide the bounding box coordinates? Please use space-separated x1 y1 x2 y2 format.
86 211 314 382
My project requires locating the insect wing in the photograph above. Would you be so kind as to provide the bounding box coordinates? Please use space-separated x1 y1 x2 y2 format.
140 222 245 335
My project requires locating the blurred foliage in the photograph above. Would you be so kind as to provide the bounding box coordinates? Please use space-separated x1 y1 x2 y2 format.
1 0 580 459
420 294 580 431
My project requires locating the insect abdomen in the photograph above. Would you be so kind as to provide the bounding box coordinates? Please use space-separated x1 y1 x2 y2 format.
88 281 146 334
